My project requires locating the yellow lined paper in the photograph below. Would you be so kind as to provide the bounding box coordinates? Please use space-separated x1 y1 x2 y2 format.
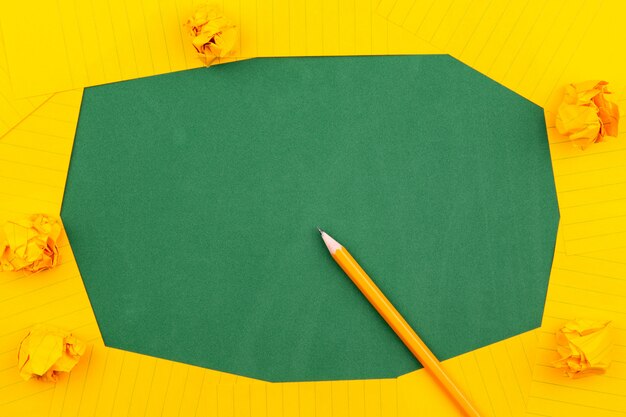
0 0 439 98
0 27 52 139
5 331 536 417
0 88 96 415
376 0 616 108
546 105 626 254
47 346 264 417
0 71 51 141
527 230 626 417
397 329 538 417
0 89 83 220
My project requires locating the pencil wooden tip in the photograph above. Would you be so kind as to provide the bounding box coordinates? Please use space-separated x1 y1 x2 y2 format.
319 229 342 253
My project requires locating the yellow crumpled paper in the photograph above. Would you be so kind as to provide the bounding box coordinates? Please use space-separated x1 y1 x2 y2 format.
554 319 613 378
17 324 86 382
0 214 63 273
185 5 237 66
556 80 620 149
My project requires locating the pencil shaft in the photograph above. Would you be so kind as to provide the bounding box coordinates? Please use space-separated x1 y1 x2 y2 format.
331 246 483 417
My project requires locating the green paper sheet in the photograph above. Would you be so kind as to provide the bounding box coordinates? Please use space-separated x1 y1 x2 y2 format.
62 55 559 382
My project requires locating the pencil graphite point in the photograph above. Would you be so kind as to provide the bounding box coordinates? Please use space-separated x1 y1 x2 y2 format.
317 227 325 235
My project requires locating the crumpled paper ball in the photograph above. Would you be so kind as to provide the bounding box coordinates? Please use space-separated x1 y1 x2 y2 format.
0 214 63 273
554 319 613 378
17 324 86 382
556 80 620 149
185 5 237 66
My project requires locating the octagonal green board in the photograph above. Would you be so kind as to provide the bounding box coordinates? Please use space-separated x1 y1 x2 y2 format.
62 55 559 382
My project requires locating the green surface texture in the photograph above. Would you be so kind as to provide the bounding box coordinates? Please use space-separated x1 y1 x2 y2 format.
62 55 559 382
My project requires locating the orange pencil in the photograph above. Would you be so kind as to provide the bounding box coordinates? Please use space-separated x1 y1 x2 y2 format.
319 228 483 417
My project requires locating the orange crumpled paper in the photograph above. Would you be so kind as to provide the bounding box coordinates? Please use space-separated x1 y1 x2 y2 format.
0 214 63 273
554 319 613 378
185 5 237 66
556 80 620 149
17 324 86 382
